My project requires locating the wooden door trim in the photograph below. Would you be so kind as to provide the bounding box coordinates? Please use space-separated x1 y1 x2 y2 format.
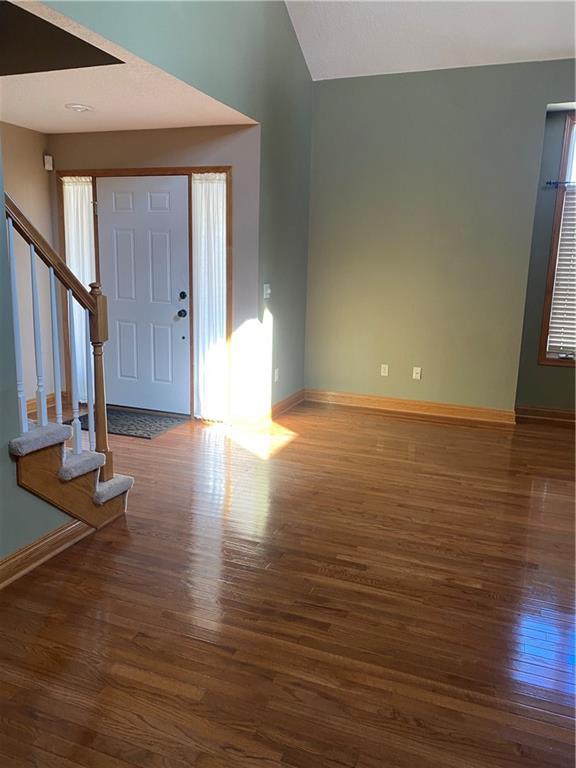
56 167 233 417
57 166 231 178
188 174 195 417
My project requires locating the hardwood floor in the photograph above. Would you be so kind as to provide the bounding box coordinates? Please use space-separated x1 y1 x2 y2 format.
0 403 574 767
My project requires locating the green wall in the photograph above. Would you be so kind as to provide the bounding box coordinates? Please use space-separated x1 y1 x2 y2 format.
306 60 575 411
0 141 69 559
49 0 313 404
516 111 575 410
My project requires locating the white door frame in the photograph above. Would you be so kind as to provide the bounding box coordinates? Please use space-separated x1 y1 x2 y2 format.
57 167 232 417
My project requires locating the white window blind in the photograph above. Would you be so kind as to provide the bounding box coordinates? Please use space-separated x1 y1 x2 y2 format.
547 186 576 358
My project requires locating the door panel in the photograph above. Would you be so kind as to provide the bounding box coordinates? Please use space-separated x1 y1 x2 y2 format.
114 230 136 300
117 320 138 380
97 176 190 414
149 232 171 303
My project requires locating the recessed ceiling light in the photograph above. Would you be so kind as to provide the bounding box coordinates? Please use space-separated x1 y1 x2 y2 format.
65 103 94 113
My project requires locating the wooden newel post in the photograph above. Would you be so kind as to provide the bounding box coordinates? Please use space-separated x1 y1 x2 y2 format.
89 282 113 482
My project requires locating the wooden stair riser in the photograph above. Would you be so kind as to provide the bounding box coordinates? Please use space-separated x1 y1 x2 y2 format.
16 445 127 529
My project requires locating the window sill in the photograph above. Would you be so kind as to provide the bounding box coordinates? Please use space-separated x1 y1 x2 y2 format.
538 356 576 368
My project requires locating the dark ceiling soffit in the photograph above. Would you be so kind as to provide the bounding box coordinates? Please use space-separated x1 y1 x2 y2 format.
0 2 123 76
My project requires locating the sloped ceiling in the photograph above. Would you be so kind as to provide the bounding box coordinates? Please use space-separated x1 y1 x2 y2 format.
0 1 254 133
286 1 576 81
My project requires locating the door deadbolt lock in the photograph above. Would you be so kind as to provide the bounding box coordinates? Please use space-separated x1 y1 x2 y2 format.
177 309 187 318
179 290 187 300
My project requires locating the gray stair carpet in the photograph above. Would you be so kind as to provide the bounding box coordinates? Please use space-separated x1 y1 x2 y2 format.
9 423 72 456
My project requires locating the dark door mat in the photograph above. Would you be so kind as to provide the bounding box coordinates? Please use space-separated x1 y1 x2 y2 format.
70 407 191 439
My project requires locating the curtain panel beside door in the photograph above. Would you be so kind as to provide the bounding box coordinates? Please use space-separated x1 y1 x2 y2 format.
62 177 96 402
192 172 228 422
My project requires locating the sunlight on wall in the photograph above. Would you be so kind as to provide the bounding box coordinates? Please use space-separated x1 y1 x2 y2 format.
224 307 299 458
196 308 298 460
230 308 273 424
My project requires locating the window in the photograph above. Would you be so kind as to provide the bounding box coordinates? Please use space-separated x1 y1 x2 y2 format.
540 112 576 365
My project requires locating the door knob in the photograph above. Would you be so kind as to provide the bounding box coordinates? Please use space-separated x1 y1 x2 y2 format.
179 290 187 300
177 309 187 318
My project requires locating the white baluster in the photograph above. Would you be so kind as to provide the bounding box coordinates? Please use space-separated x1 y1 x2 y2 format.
49 268 63 425
30 244 48 426
85 309 95 451
67 290 82 454
6 219 28 433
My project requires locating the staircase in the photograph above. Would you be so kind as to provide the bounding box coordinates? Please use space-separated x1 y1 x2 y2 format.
5 194 133 531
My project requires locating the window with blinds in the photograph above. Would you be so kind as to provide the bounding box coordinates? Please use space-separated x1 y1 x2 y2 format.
541 113 576 363
546 186 575 357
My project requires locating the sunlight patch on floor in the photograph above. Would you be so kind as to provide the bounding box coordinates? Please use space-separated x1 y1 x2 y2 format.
207 419 298 461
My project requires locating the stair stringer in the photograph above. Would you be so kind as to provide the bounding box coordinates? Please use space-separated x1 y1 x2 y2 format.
15 443 130 529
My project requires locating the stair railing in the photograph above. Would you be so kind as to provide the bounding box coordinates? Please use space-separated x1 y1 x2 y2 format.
4 194 113 481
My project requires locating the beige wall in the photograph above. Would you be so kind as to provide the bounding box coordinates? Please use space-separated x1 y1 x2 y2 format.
48 125 266 419
1 122 55 402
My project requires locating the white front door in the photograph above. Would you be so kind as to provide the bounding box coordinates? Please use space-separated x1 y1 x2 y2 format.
97 176 190 414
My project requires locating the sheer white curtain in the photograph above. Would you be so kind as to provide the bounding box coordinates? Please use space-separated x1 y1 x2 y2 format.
62 177 96 402
192 173 227 421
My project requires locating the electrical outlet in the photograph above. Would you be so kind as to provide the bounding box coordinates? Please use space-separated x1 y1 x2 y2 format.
263 283 272 300
274 367 280 383
380 363 389 377
412 366 422 381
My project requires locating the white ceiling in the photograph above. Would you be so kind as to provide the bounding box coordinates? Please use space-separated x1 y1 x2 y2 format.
286 1 576 81
2 1 573 131
0 1 254 134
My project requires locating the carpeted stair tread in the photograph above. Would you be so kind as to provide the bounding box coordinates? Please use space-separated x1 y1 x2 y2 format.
94 474 134 505
59 450 106 481
9 423 72 457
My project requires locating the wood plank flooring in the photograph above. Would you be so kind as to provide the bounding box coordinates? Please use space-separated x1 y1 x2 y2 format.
0 403 574 767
